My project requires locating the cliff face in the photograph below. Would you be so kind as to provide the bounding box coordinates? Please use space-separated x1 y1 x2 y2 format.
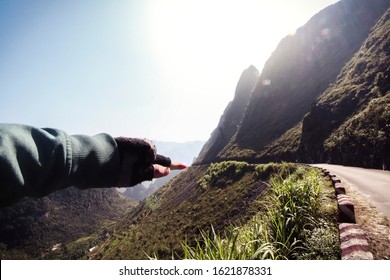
195 65 258 164
300 7 390 168
210 0 390 163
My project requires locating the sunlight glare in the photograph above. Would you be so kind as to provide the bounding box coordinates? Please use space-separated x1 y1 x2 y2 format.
144 0 280 112
140 0 339 141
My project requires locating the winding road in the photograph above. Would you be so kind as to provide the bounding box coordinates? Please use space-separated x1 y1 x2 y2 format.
312 164 390 218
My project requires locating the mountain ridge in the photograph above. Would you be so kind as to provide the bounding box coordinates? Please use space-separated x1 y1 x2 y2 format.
58 0 390 260
195 65 258 164
300 7 390 167
201 0 390 165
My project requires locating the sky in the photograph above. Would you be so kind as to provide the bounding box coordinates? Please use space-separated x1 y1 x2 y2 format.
0 0 339 142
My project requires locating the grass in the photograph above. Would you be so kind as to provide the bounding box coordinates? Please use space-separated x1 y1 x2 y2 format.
181 165 340 260
255 162 297 180
181 222 274 260
198 161 249 189
79 163 339 260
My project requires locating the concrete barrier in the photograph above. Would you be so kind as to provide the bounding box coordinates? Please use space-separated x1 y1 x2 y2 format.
332 178 341 184
337 194 356 223
319 168 373 259
335 186 346 195
334 182 347 194
339 223 373 260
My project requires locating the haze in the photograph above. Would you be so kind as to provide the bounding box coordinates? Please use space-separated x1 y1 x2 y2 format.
0 0 338 142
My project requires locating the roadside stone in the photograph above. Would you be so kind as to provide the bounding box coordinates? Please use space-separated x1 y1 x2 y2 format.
339 223 373 260
337 194 356 223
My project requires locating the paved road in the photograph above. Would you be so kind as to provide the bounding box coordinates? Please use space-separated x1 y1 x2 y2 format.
312 164 390 218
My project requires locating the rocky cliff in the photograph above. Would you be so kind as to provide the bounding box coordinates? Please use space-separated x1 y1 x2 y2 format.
198 0 390 165
195 65 258 164
300 7 390 168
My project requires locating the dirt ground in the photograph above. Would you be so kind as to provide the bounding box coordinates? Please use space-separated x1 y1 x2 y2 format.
343 182 390 260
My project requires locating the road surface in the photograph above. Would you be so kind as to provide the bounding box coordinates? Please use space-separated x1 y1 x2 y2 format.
312 164 390 218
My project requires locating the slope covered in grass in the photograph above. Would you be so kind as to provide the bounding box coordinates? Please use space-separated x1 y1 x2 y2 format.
181 167 339 260
47 163 339 260
0 187 135 259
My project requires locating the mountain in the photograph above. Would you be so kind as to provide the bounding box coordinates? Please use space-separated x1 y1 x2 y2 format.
99 1 389 258
300 7 390 168
0 141 204 258
85 3 389 258
5 0 389 260
195 65 259 164
0 187 135 259
200 0 390 165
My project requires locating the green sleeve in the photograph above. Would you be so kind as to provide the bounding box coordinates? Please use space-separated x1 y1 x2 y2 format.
0 124 120 207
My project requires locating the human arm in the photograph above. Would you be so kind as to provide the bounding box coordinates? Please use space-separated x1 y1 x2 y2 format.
0 123 186 207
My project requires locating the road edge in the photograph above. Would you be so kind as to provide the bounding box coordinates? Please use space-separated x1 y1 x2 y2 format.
318 167 374 260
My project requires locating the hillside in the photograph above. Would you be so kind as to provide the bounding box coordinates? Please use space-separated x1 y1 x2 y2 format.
4 0 389 261
95 0 390 259
204 0 390 164
300 7 390 168
123 170 181 201
49 162 338 260
0 187 135 259
258 6 390 167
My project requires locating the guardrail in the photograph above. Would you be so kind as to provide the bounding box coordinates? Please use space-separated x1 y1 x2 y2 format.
320 168 373 260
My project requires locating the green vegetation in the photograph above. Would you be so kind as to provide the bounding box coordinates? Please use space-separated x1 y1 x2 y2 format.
299 8 390 167
21 163 339 260
324 94 389 167
144 194 160 210
0 187 134 259
216 0 389 164
91 164 268 259
198 161 250 189
255 162 297 180
3 2 388 261
257 123 302 162
42 220 118 260
181 166 340 260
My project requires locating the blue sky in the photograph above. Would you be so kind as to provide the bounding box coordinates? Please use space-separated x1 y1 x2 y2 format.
0 0 338 142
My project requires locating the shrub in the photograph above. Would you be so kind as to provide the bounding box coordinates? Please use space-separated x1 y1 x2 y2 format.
198 161 249 189
255 162 297 180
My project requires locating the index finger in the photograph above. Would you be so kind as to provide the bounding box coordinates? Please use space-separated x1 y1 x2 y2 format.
170 161 188 170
